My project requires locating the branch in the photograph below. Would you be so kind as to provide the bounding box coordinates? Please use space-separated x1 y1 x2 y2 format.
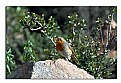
29 20 56 47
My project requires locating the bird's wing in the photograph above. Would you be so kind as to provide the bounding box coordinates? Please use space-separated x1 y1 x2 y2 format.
66 42 80 65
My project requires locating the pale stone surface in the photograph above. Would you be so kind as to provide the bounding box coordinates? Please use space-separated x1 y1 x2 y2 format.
31 59 94 79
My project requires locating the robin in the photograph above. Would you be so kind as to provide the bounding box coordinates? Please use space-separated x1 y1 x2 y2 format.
56 37 80 65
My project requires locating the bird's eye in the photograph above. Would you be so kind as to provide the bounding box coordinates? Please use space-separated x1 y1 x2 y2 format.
57 38 59 41
59 38 61 41
57 38 61 41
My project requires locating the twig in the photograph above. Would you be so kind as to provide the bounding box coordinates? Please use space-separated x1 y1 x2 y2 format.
42 31 56 47
106 25 109 48
29 21 56 47
100 28 104 46
72 27 75 41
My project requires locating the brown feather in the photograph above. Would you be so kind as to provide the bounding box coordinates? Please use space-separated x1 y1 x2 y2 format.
67 43 80 65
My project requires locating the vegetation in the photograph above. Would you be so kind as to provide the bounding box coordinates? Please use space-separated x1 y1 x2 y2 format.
6 6 117 79
6 45 17 75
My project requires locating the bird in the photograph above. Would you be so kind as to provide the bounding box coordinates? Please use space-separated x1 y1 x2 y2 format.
56 37 80 65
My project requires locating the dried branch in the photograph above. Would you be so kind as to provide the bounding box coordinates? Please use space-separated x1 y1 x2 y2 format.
29 20 56 47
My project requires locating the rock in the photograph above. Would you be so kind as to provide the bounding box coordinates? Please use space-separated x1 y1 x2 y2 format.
7 62 34 79
31 59 94 79
7 59 94 79
107 50 117 59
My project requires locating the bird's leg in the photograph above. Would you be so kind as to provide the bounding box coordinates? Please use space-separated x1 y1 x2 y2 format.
65 58 69 61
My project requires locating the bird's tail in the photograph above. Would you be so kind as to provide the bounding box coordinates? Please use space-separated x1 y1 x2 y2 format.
71 54 80 65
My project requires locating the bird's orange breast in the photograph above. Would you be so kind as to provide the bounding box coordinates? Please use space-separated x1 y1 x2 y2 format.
56 42 64 51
